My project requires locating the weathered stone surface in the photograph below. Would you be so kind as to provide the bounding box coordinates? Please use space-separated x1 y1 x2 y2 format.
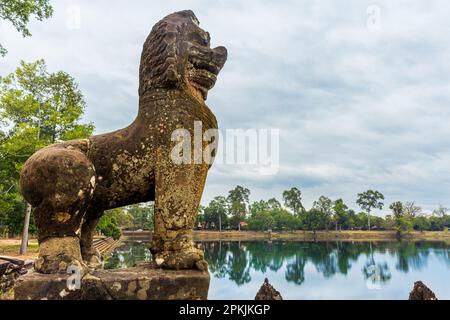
255 278 283 300
408 281 438 300
19 10 227 273
14 263 210 300
0 257 32 294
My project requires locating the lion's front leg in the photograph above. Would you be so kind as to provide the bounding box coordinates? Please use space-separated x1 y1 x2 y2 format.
151 148 209 271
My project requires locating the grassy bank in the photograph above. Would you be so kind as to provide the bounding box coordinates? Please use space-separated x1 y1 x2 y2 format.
193 230 450 242
0 239 39 260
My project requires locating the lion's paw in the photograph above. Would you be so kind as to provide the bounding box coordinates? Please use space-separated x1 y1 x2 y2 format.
153 247 208 271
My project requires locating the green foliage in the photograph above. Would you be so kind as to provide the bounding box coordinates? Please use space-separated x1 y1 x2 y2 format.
312 195 333 229
97 214 121 240
389 201 413 235
227 185 250 229
303 208 328 232
0 0 53 56
271 208 298 231
282 187 304 215
97 203 154 238
247 207 298 231
200 188 447 233
203 196 228 230
249 200 270 216
413 216 431 232
267 198 281 210
126 203 154 230
0 60 94 236
356 190 384 230
247 211 274 231
333 198 348 230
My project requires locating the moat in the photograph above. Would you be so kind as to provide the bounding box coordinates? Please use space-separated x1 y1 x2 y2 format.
105 240 450 299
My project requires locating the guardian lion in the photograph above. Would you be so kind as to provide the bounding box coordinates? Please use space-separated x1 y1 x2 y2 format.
19 10 227 273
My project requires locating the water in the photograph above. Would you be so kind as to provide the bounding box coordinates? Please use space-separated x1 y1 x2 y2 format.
105 240 450 300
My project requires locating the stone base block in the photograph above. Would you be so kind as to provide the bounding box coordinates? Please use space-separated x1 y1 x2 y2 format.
14 263 210 300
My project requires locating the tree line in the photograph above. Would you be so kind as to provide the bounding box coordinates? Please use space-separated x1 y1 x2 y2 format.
197 186 450 236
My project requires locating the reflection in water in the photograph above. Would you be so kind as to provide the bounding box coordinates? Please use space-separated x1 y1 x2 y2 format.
202 241 449 288
105 240 450 299
104 241 152 269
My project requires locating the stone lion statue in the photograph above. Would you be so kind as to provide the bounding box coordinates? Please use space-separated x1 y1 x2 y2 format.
19 10 227 273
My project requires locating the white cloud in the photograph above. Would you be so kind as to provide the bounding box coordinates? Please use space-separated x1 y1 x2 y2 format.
1 0 449 213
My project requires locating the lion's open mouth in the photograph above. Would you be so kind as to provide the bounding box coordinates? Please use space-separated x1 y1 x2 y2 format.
187 59 219 100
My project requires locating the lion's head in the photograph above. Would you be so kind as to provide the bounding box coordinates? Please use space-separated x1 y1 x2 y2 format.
139 10 227 101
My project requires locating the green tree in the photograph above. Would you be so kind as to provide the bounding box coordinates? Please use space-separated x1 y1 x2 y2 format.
0 60 94 253
97 207 135 239
272 208 298 231
126 203 154 231
0 0 53 56
303 208 327 239
282 187 304 215
413 215 431 232
227 185 250 231
356 190 384 230
97 213 121 240
267 198 281 210
204 196 228 231
355 212 368 230
249 200 269 216
333 198 348 231
345 209 357 230
312 195 333 230
247 211 274 231
389 201 412 237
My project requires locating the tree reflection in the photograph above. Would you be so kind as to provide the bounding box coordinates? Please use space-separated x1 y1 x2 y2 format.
104 241 152 269
394 242 430 272
104 240 448 288
226 242 251 285
200 240 448 287
285 254 306 285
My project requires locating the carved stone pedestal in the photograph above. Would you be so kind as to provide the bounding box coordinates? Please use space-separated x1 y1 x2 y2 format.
14 263 210 300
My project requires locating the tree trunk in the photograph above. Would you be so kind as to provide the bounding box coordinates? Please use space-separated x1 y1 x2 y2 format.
19 203 32 255
219 214 222 232
368 210 371 231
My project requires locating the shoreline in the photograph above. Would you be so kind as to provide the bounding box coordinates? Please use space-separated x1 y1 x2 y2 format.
192 230 450 242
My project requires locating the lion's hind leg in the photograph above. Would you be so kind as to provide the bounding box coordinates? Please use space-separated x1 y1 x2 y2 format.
20 146 96 274
80 211 104 268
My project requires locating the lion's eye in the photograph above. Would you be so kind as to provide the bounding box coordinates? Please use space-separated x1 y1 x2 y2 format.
190 33 209 46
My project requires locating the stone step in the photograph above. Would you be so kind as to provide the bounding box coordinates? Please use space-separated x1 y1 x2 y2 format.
14 263 210 300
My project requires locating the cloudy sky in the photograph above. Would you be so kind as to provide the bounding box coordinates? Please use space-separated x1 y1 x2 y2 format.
1 0 449 215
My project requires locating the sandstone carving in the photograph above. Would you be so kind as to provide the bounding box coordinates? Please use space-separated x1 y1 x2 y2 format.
19 10 227 273
255 278 283 300
408 281 438 300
